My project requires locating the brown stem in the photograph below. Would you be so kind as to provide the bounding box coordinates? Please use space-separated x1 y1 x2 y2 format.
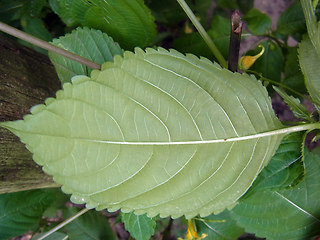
228 10 243 72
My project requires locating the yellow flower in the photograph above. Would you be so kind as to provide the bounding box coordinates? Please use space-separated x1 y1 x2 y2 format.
238 45 265 71
178 220 208 240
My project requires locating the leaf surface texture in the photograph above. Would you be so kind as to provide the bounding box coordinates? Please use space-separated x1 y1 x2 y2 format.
1 48 283 218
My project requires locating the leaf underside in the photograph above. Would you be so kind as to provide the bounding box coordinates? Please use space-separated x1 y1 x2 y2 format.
0 48 283 219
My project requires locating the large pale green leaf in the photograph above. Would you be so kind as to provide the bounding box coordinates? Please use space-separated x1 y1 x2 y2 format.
0 189 56 240
49 27 124 84
0 48 285 219
49 0 156 49
298 36 320 111
121 212 156 240
231 150 320 239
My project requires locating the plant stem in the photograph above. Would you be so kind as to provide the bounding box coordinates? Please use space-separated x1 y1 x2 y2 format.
35 208 90 240
176 0 228 68
228 10 242 72
0 22 101 70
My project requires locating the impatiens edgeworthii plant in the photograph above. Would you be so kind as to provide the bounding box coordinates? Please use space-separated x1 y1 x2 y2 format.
0 0 320 239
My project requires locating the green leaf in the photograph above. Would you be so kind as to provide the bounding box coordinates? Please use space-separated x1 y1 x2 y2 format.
0 189 56 240
277 0 306 40
49 0 156 49
298 36 320 112
282 46 306 94
196 210 244 240
273 86 314 122
59 207 116 240
21 16 52 42
31 232 68 240
173 15 230 60
245 132 304 194
249 40 284 82
231 150 320 240
0 0 47 24
121 212 156 240
48 27 124 84
243 8 272 35
1 48 286 219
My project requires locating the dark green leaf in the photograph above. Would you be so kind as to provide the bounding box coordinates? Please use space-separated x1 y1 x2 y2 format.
62 207 116 240
31 232 68 240
0 189 56 240
21 16 52 41
243 8 272 35
196 210 244 240
147 0 211 27
249 40 284 82
49 27 124 84
245 132 304 195
121 212 156 240
277 0 306 40
282 47 306 94
173 15 230 61
231 150 320 240
49 0 156 49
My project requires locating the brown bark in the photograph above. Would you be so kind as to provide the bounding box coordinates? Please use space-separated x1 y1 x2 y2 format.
0 34 61 193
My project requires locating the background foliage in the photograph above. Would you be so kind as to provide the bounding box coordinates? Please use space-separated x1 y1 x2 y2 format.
0 0 320 239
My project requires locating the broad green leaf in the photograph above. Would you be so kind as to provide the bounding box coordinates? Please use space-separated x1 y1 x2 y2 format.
147 0 211 27
49 27 124 84
249 40 284 82
298 36 320 112
49 0 156 49
243 8 272 35
31 232 68 240
60 207 116 240
231 150 320 240
277 0 306 40
1 48 285 219
196 210 245 240
0 0 47 24
0 189 56 240
21 16 52 42
274 87 314 122
173 15 230 61
245 132 304 194
121 212 156 240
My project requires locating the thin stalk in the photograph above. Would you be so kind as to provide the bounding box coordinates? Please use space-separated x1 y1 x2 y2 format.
0 22 101 70
228 10 243 72
247 69 315 100
176 0 228 68
36 208 90 240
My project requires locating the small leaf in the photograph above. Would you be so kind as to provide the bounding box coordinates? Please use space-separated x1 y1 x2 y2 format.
49 27 124 84
231 150 320 240
49 0 156 49
243 8 272 35
0 189 56 240
274 86 314 122
61 207 116 240
298 36 320 112
121 212 156 240
1 48 284 218
196 210 245 240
